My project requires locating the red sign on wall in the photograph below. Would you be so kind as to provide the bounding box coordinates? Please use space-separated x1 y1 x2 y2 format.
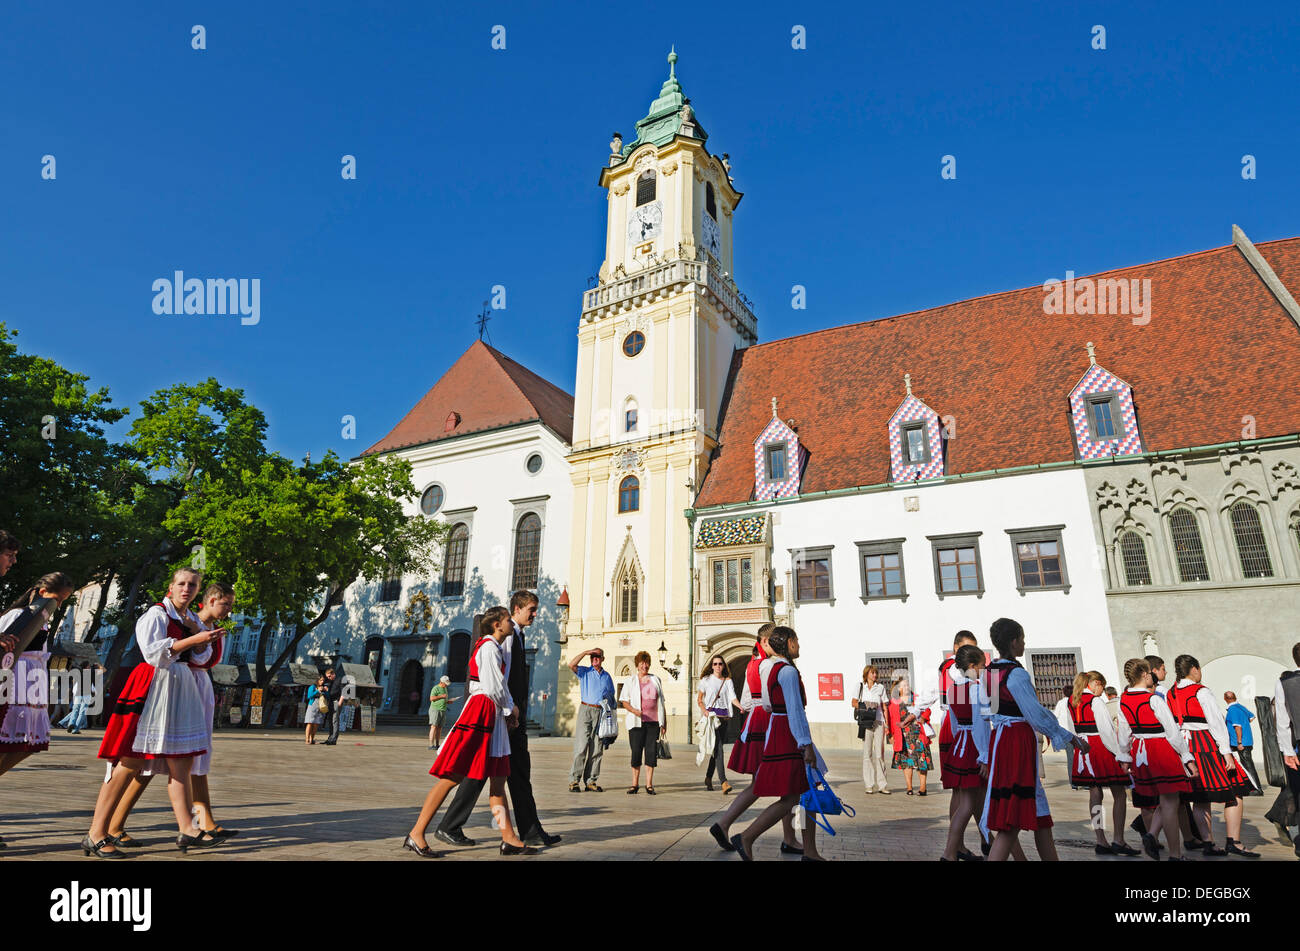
817 673 844 701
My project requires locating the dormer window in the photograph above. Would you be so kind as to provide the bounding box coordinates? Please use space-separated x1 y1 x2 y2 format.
636 170 656 206
888 388 944 482
765 443 787 481
705 181 717 219
1069 352 1143 459
1086 394 1119 441
902 423 929 464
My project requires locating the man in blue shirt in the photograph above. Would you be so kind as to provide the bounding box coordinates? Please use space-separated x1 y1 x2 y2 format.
567 648 616 792
1223 690 1263 795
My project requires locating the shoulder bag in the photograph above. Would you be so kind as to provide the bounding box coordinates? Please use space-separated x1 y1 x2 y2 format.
800 765 855 836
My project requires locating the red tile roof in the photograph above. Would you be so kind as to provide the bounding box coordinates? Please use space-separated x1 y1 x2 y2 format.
696 236 1300 508
361 341 574 456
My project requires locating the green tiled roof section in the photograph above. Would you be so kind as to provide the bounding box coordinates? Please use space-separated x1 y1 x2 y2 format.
622 48 707 155
696 514 766 549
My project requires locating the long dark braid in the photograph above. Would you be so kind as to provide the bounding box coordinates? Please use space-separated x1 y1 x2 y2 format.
7 571 73 612
766 626 798 670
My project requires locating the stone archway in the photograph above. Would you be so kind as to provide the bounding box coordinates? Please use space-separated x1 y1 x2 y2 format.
701 631 761 742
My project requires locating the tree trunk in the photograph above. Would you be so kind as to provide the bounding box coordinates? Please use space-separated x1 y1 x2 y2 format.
254 614 278 687
85 566 116 642
258 579 350 686
102 551 161 691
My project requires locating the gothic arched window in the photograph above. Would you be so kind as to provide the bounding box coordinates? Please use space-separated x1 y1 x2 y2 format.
511 513 541 590
1169 508 1210 583
618 476 640 513
1118 530 1151 586
1230 501 1274 578
636 170 656 206
617 563 640 625
441 523 469 598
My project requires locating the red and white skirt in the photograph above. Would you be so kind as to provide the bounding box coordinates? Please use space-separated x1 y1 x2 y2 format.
752 713 810 798
1128 735 1192 798
1182 730 1253 803
0 651 51 753
982 720 1052 833
1069 734 1130 788
98 663 208 764
727 705 770 776
940 723 983 790
431 694 509 780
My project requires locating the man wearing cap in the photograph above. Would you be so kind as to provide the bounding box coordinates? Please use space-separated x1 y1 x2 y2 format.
567 647 615 792
428 675 453 751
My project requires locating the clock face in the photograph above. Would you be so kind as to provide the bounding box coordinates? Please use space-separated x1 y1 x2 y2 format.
627 201 663 244
702 213 721 257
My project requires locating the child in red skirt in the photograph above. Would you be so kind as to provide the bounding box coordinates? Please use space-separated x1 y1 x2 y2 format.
1117 658 1195 860
709 623 802 855
1167 654 1259 857
405 606 536 858
941 643 990 861
1068 671 1139 856
980 618 1088 861
731 626 826 862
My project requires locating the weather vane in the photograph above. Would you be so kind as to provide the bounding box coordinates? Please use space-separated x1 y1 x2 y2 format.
476 301 493 345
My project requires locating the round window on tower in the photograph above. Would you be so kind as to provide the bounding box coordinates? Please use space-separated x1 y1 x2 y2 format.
420 484 445 516
622 331 645 358
525 453 543 475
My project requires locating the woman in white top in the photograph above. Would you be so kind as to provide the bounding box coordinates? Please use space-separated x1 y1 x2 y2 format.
0 572 76 774
696 654 743 793
620 651 667 794
852 665 890 794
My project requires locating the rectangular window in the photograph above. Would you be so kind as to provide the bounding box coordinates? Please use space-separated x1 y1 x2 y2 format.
625 409 638 432
1086 394 1120 441
855 538 907 602
765 443 787 482
902 423 929 464
711 556 754 604
1006 525 1070 593
792 547 833 603
867 654 914 694
928 533 983 597
1028 650 1081 709
378 566 401 603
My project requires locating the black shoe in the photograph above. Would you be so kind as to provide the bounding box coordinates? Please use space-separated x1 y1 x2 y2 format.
706 778 714 791
433 828 476 847
1095 843 1115 855
81 834 127 859
107 831 140 848
980 837 992 857
500 842 540 856
401 835 441 858
1111 841 1141 856
1184 837 1207 851
780 841 804 855
1225 839 1260 858
176 830 221 852
1130 816 1147 836
709 823 734 851
525 830 562 847
730 834 751 861
208 828 240 840
585 783 603 792
956 848 983 861
1141 833 1161 860
1201 842 1227 857
568 782 581 792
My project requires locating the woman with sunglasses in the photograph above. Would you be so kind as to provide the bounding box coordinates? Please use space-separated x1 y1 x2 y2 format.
697 654 743 793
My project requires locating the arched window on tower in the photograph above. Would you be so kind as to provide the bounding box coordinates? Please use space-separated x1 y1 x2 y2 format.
618 476 640 513
511 513 542 590
705 181 717 219
1118 530 1151 586
1168 508 1210 583
1230 501 1274 578
636 170 656 206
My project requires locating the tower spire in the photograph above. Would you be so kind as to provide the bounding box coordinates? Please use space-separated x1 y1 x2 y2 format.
668 46 677 79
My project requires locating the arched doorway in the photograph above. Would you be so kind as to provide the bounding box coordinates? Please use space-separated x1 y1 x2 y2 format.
398 659 424 715
724 655 750 742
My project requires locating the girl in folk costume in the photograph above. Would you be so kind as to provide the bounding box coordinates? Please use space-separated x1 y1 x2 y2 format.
980 618 1089 861
87 567 222 857
104 582 238 847
940 644 991 861
1166 654 1260 858
1116 658 1195 860
405 606 537 857
0 573 76 774
709 623 803 855
1068 671 1140 856
731 626 826 862
937 630 978 792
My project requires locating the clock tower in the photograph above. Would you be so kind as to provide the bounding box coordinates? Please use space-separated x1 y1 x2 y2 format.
562 50 757 741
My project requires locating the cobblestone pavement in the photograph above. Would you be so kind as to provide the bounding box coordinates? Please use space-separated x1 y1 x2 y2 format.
0 727 1293 861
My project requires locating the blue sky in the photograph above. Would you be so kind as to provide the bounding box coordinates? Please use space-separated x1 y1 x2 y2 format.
3 1 1297 461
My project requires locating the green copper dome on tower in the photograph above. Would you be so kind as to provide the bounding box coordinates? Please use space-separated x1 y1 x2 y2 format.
619 47 708 157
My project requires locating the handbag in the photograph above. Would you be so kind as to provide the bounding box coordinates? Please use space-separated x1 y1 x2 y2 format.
854 684 878 728
597 700 619 742
316 693 329 714
656 734 673 760
799 765 855 836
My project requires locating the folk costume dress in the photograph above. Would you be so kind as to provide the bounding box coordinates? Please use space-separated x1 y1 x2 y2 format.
142 627 222 778
1116 687 1193 806
1166 679 1255 804
1068 692 1130 788
979 658 1076 836
727 641 769 776
0 609 52 754
430 636 512 781
940 666 989 790
937 655 957 784
751 656 826 798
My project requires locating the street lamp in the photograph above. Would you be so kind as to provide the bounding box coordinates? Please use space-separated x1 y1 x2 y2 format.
657 640 682 680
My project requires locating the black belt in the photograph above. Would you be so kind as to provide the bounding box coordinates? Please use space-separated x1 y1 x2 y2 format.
1075 726 1099 734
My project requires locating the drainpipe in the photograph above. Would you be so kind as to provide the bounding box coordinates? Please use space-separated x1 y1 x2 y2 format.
686 504 696 740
